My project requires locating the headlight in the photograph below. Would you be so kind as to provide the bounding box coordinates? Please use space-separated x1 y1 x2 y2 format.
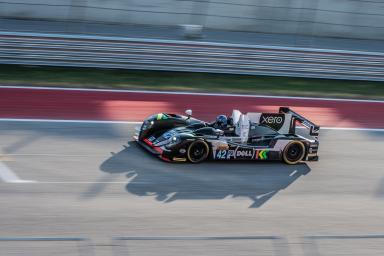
166 136 181 148
141 120 154 131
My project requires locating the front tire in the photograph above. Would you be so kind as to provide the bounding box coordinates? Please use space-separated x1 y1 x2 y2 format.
282 141 306 165
187 140 209 163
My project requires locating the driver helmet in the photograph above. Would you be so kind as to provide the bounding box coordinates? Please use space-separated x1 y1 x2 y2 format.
216 115 228 128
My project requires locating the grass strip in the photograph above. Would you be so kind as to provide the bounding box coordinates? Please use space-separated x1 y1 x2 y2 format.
1 65 383 99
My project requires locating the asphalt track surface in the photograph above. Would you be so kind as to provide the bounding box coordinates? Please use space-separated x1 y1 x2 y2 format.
0 122 384 256
1 88 384 256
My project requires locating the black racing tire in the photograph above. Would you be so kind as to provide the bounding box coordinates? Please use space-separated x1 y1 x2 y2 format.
187 140 210 163
282 141 306 165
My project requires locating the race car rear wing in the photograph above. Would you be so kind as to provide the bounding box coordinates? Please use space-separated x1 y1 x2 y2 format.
279 107 320 139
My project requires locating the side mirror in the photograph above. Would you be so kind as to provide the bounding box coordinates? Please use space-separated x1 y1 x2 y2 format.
185 109 192 118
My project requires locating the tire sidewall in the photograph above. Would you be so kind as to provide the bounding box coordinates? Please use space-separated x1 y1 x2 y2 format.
283 141 306 165
187 140 210 163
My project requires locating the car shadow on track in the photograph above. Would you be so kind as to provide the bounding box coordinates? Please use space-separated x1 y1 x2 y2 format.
100 141 311 208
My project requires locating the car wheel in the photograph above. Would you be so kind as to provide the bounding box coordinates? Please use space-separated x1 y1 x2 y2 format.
187 140 209 163
282 141 305 165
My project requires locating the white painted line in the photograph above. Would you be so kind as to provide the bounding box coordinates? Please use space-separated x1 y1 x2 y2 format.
5 154 107 157
289 170 298 177
0 118 383 131
0 118 141 124
322 127 384 132
1 85 383 103
0 161 36 183
256 191 276 200
33 181 148 184
296 126 384 132
164 192 177 202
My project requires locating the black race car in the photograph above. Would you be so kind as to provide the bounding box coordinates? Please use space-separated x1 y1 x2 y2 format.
133 107 319 164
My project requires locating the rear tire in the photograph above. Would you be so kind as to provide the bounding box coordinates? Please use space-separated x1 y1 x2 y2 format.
282 141 305 165
187 140 209 163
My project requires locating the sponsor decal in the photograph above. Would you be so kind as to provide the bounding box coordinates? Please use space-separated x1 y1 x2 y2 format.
262 116 283 124
162 130 176 139
215 147 269 160
227 150 235 159
302 120 311 128
255 149 269 160
156 113 163 120
173 157 186 162
156 113 169 120
216 149 234 160
216 150 227 159
236 149 253 158
260 114 285 131
301 121 319 136
179 148 186 154
310 126 320 136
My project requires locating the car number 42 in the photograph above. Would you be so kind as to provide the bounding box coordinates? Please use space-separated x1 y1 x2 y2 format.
216 150 228 159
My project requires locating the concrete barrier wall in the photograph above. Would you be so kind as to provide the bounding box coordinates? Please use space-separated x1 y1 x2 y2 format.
1 0 383 40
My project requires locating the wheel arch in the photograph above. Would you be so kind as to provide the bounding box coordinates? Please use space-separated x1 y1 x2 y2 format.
186 138 211 163
282 140 306 164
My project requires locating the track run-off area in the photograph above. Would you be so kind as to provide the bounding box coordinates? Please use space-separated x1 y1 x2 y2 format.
0 85 384 129
0 86 384 256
